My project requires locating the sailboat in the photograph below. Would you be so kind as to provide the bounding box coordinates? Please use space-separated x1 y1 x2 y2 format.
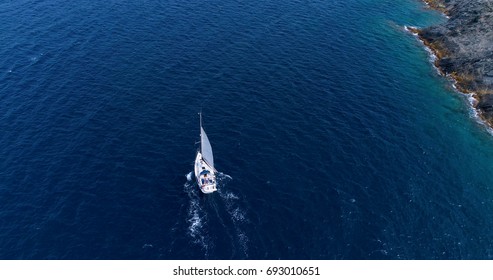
194 113 217 194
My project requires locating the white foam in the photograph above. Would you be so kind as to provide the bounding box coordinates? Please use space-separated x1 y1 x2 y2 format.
425 46 438 65
403 25 418 34
185 171 192 181
184 171 248 257
467 93 478 111
447 83 493 135
238 232 249 257
217 172 233 181
421 44 441 75
188 205 202 236
224 192 239 200
231 207 245 222
183 178 211 254
405 25 442 75
216 176 249 256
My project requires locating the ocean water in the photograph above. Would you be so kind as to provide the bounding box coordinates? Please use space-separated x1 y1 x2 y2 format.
1 0 493 259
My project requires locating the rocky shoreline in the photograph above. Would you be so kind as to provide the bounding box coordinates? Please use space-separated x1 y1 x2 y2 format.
411 0 493 126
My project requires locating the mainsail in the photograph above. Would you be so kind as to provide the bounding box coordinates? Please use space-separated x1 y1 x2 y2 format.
200 127 214 168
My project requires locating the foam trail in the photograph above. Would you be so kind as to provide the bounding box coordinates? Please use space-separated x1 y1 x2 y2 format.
216 173 249 257
184 173 211 256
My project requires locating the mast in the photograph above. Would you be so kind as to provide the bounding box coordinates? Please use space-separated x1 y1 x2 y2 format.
199 112 202 130
199 112 202 153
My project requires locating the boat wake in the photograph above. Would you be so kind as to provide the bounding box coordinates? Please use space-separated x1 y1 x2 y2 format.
216 173 250 257
183 172 212 256
183 171 249 258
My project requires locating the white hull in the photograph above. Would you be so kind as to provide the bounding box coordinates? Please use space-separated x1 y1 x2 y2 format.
194 151 217 194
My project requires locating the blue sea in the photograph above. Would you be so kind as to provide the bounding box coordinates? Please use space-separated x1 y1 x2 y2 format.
1 0 493 260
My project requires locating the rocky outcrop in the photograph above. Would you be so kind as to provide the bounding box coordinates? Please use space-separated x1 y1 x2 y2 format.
416 0 493 125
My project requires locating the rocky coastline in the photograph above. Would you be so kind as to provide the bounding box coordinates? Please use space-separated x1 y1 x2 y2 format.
411 0 493 126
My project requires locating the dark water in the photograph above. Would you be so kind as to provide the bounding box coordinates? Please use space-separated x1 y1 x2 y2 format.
1 0 493 259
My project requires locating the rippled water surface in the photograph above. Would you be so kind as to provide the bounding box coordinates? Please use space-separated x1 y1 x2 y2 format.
1 0 493 259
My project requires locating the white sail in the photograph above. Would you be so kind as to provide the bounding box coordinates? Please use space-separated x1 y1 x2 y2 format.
200 127 214 168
